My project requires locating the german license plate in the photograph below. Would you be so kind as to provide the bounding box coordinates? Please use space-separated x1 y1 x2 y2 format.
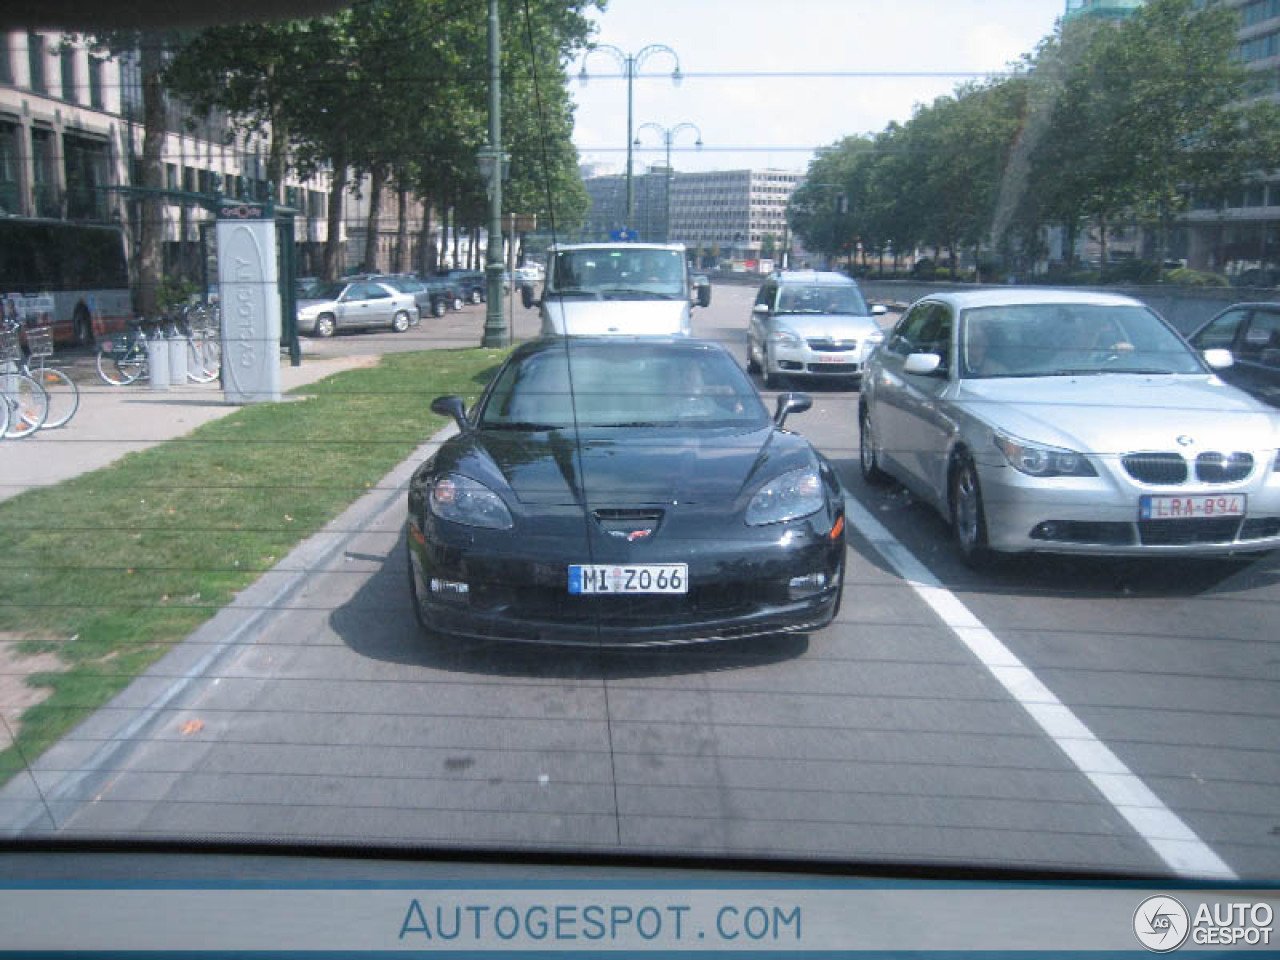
569 564 688 595
1139 494 1246 520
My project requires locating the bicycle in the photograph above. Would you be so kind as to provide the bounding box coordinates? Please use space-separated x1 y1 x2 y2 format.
0 325 50 439
182 303 221 384
95 321 150 386
15 324 79 428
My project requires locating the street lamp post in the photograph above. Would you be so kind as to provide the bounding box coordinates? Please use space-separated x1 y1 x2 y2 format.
480 0 506 348
634 121 702 243
579 43 682 232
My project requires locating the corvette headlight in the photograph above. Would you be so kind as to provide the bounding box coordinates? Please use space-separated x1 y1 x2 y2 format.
430 474 513 529
994 434 1097 478
768 329 802 347
746 467 825 526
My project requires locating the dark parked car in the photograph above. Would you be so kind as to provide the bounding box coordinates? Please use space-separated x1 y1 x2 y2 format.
407 337 846 646
439 269 487 304
417 275 466 314
1188 301 1280 408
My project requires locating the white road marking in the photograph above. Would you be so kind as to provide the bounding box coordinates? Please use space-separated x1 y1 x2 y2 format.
843 494 1237 880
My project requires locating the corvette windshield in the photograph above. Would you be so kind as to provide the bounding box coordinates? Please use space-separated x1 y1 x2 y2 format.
960 304 1205 378
479 344 768 428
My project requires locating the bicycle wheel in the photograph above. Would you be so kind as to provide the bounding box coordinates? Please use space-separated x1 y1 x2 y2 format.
187 334 221 383
2 370 50 438
116 347 147 385
96 344 143 386
31 366 79 428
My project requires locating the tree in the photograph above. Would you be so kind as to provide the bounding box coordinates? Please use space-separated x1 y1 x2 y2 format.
85 30 189 315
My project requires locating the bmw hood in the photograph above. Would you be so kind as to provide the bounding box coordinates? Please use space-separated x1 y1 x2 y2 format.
441 426 814 507
543 298 690 336
956 375 1280 455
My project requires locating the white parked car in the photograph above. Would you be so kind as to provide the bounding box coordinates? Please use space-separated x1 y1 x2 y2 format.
859 288 1280 565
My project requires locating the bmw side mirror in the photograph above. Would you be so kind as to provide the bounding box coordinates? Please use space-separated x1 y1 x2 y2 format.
752 303 770 315
774 391 813 427
1203 348 1234 370
696 282 712 308
903 352 943 376
520 285 536 310
870 304 888 316
430 395 470 432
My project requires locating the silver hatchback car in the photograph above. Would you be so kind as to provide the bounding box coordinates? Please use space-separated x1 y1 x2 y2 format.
746 271 888 388
859 289 1280 565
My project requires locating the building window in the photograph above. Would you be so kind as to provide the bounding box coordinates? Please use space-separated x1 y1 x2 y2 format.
27 32 46 94
0 35 13 85
0 122 20 214
64 133 110 220
60 47 76 103
31 127 58 216
88 56 104 109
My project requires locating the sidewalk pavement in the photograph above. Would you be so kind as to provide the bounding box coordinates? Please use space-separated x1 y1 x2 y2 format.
0 352 377 505
0 297 545 504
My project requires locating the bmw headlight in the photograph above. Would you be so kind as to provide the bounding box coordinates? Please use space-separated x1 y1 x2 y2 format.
430 474 514 530
994 434 1097 478
768 329 802 347
746 467 825 526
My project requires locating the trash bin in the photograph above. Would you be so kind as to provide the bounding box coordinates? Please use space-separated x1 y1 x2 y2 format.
168 327 188 385
146 327 170 390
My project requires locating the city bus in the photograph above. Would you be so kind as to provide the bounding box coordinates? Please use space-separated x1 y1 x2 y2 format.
0 217 132 345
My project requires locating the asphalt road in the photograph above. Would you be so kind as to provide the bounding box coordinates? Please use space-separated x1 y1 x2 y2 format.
5 283 1279 881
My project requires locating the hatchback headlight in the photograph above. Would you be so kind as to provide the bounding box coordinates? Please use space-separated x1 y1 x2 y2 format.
430 474 513 529
994 434 1097 478
768 329 802 347
746 467 825 526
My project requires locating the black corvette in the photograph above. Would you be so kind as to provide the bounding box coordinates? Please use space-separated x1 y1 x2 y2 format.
407 337 846 646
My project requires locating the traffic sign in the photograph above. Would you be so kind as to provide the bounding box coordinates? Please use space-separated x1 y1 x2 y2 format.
609 229 639 242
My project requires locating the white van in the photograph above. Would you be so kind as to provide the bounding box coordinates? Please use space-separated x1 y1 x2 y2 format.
521 242 711 336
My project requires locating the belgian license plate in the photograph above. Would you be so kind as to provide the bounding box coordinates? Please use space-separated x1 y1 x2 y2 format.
1139 494 1246 521
816 355 849 363
569 564 688 595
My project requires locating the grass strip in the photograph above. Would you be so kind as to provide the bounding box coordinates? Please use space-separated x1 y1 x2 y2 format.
0 346 505 788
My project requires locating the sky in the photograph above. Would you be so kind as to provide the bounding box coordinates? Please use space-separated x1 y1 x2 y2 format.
570 0 1068 176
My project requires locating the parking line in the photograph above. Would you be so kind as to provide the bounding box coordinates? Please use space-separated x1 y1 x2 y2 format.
842 494 1237 880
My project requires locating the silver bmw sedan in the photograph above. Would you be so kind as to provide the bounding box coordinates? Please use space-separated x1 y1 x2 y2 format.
859 289 1280 565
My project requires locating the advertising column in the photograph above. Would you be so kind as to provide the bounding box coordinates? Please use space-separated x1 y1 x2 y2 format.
215 200 281 404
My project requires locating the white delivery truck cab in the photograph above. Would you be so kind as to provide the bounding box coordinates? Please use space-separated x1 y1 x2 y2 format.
522 242 711 336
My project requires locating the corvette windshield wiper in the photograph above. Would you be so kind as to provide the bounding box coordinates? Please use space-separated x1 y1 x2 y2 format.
589 420 681 428
482 421 566 431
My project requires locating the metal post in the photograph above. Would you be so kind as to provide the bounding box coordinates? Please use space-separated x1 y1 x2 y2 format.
481 0 506 348
664 135 672 244
625 55 634 230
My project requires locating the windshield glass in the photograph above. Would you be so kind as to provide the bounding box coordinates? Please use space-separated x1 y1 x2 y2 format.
308 282 347 301
960 304 1205 378
479 343 767 428
547 248 687 299
7 0 1280 897
776 285 869 315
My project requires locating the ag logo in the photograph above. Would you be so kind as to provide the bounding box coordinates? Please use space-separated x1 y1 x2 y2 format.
1134 896 1190 952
